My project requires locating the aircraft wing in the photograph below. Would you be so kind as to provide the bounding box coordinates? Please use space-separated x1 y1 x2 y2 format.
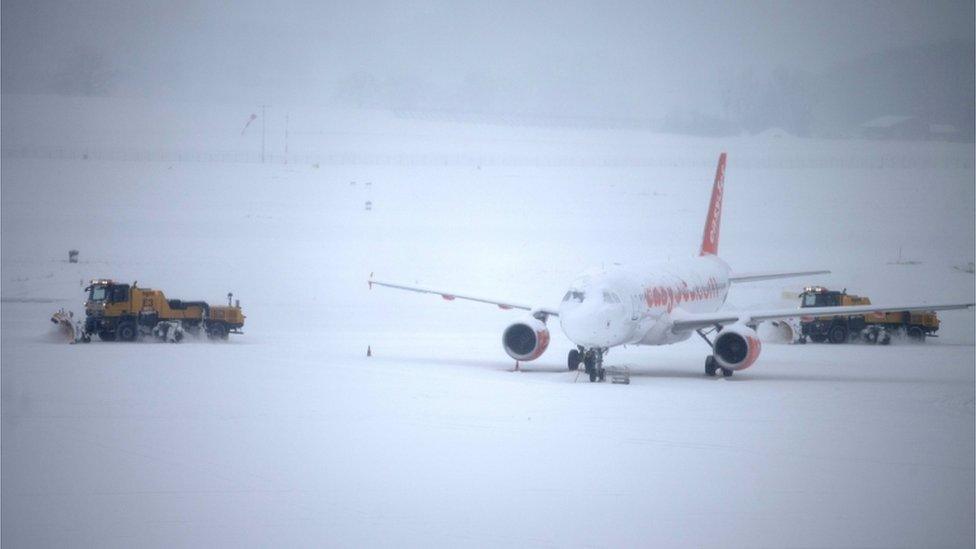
671 302 974 332
369 276 559 317
729 269 830 283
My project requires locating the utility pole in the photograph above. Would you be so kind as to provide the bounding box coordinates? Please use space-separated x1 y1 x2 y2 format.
259 104 269 163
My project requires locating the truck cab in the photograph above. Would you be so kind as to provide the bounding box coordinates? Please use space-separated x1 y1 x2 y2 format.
801 287 839 308
86 280 129 307
84 280 129 339
800 286 871 308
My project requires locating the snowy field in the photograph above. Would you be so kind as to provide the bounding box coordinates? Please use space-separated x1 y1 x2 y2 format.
2 96 974 547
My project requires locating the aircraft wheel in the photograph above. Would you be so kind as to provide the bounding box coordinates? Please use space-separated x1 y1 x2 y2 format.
568 349 580 371
810 334 827 343
863 329 878 344
721 367 734 377
828 325 848 344
588 370 597 382
705 356 718 377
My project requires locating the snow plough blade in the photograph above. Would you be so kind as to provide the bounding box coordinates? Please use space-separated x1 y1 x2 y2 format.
50 309 87 343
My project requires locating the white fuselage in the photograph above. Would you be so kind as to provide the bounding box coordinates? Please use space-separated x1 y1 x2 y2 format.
558 255 731 348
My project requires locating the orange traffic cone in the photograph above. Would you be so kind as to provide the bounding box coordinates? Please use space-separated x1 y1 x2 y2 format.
367 345 372 357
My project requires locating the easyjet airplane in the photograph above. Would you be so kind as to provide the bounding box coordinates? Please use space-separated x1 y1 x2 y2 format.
370 154 973 381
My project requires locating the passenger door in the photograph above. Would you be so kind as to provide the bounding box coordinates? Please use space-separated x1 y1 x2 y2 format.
631 293 642 321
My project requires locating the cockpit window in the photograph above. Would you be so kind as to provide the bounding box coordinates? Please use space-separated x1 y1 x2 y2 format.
802 294 818 307
562 290 585 303
602 291 621 304
90 286 107 301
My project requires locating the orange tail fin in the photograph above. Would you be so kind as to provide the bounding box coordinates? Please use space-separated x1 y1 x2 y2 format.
699 153 727 256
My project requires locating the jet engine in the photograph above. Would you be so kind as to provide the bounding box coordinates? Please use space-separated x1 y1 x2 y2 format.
713 323 762 371
502 318 550 361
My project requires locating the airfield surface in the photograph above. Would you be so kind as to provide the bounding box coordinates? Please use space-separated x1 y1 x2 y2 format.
3 96 973 547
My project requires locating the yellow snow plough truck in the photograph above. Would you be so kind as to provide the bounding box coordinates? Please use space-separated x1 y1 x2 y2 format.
68 279 245 343
797 286 939 345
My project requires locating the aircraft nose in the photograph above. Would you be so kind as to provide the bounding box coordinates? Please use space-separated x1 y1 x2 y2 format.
559 300 623 348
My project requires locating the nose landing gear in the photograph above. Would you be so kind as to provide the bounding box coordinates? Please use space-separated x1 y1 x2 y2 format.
568 347 608 382
584 348 606 382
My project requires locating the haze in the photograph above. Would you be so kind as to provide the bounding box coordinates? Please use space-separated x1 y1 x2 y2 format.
3 1 974 135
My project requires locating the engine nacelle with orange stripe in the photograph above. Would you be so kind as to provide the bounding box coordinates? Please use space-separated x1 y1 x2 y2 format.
502 317 550 361
713 323 761 371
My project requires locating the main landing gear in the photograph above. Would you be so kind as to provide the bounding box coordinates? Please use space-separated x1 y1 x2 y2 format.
697 328 734 378
703 355 733 377
568 347 606 382
567 349 581 371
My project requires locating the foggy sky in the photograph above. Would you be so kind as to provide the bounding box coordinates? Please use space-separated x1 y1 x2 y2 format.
2 0 974 118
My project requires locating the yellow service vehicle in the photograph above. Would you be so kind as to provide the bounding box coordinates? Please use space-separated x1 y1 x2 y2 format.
798 286 939 344
82 279 245 342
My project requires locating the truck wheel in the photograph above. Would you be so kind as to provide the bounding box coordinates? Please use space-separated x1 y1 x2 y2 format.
116 322 137 342
828 325 847 344
907 326 925 343
863 329 878 344
208 322 228 340
810 334 827 343
98 330 116 342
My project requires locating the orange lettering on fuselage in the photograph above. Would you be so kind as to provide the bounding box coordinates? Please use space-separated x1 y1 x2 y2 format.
644 277 725 313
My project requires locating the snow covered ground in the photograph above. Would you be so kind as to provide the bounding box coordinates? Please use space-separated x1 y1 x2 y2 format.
2 95 974 547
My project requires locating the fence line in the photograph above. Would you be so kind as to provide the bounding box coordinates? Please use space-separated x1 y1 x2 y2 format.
1 145 971 171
